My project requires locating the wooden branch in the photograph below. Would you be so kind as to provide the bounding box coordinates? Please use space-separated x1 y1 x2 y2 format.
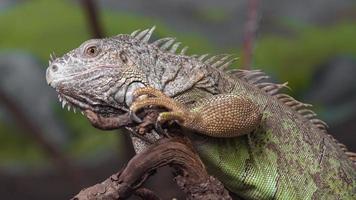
72 137 232 200
134 188 161 200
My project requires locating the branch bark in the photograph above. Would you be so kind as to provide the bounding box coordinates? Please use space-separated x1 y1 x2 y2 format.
72 136 232 200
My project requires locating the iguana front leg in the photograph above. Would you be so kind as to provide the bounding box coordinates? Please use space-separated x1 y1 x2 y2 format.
130 87 262 138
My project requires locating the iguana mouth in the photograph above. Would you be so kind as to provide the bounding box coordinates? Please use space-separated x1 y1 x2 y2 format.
57 93 127 117
54 80 146 118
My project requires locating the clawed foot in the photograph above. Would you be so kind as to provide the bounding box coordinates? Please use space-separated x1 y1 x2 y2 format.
129 87 191 136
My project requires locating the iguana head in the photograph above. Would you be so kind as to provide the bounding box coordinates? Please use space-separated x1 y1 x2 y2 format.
46 26 228 119
45 29 160 117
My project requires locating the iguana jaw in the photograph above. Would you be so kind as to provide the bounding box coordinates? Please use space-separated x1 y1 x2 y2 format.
53 79 147 118
56 88 128 117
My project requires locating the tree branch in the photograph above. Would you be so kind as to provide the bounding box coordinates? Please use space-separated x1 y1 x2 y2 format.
81 0 104 38
72 136 232 200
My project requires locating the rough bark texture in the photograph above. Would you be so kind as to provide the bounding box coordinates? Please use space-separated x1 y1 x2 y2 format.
72 136 232 200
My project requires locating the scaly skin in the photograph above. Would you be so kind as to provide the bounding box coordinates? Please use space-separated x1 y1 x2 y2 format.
130 87 262 138
46 27 355 199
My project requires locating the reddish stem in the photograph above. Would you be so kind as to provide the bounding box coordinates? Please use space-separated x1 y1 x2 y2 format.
242 0 260 69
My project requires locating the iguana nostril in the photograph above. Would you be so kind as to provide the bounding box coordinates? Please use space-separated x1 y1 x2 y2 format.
51 64 59 72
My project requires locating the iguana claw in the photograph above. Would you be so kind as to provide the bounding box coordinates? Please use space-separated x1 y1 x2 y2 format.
129 110 143 123
154 120 171 137
130 87 187 135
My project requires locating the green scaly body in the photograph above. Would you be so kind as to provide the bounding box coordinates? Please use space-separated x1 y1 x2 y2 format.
192 79 355 199
46 27 356 200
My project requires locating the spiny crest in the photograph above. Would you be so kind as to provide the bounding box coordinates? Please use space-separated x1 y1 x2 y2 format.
130 27 239 69
49 52 57 65
196 54 239 71
227 69 356 164
130 26 155 43
326 134 356 165
227 69 328 130
130 26 189 55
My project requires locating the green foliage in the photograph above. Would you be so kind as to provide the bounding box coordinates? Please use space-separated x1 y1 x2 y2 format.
0 0 89 61
0 121 46 167
254 23 356 94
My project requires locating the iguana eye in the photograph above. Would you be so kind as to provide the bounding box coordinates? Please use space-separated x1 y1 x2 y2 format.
119 51 128 63
85 45 99 57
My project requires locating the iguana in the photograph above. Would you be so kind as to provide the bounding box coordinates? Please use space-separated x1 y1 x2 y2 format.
46 27 355 199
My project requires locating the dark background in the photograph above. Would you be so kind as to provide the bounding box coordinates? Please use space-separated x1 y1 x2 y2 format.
0 0 355 199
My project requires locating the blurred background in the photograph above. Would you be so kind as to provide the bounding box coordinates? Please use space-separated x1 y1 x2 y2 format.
0 0 355 199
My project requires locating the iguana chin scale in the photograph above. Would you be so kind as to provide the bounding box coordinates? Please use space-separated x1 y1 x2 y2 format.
46 26 356 199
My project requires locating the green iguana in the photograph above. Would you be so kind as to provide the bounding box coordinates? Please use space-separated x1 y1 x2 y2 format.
46 27 355 199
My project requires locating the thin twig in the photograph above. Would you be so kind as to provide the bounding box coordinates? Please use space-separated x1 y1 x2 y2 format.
81 0 104 38
242 0 260 69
